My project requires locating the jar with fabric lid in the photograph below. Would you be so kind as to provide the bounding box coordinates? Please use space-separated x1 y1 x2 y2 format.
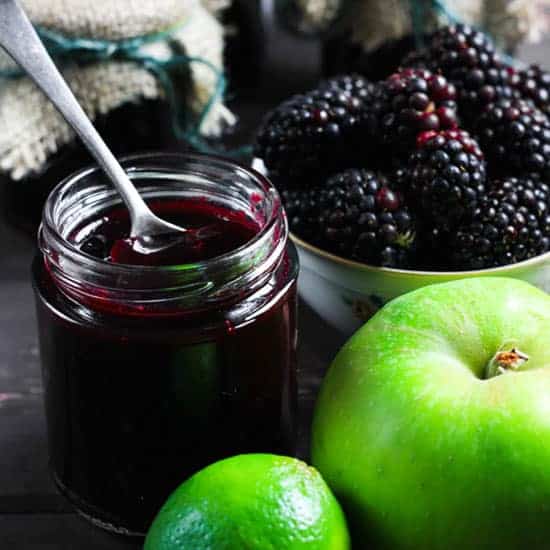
0 0 235 233
275 0 550 79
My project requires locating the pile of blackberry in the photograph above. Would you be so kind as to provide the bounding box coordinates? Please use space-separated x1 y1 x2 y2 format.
255 25 550 271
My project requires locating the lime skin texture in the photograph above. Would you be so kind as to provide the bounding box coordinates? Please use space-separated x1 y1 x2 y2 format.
144 453 350 550
312 277 550 550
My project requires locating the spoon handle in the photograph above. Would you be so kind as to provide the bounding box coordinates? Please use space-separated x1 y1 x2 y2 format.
0 0 151 225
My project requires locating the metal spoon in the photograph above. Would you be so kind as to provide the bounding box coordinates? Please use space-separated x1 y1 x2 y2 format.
0 0 199 255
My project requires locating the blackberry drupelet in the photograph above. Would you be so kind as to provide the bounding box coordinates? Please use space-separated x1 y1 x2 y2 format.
281 187 323 244
420 24 517 121
366 68 458 154
318 169 416 268
254 86 369 183
515 64 550 116
403 129 487 227
320 73 375 102
475 98 550 179
451 176 550 269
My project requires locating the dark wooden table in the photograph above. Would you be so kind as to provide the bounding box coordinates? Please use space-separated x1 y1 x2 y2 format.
0 20 548 547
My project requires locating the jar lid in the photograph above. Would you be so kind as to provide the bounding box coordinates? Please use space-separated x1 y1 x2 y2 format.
15 0 193 40
0 0 235 180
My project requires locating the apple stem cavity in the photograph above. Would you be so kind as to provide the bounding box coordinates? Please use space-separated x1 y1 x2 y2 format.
485 348 529 379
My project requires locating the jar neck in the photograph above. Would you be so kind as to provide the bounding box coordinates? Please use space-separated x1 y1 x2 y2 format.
39 153 288 317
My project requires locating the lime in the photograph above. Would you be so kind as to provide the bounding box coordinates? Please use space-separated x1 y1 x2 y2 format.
144 453 350 549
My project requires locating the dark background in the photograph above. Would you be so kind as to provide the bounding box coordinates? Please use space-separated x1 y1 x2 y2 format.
1 4 549 548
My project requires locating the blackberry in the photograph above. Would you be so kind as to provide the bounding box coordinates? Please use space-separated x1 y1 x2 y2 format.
451 177 550 269
515 64 550 116
367 68 458 154
281 187 322 244
420 24 517 120
320 73 375 102
403 129 487 227
318 169 416 268
392 165 453 269
475 98 550 179
81 234 110 260
254 86 369 183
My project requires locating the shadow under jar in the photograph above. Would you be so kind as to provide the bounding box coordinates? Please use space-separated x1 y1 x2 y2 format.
32 153 299 536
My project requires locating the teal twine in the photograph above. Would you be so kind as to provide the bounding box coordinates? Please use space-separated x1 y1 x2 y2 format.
408 0 461 48
429 0 460 24
407 0 522 67
0 24 251 157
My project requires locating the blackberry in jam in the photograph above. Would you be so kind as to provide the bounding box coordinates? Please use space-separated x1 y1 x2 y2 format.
81 200 257 267
318 169 416 268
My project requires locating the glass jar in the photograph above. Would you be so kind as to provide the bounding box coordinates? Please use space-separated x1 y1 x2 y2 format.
32 152 299 536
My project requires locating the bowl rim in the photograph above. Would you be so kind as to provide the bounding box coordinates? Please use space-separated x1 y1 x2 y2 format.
290 232 550 277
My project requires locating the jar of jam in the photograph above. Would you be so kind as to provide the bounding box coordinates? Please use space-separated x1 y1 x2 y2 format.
32 152 299 535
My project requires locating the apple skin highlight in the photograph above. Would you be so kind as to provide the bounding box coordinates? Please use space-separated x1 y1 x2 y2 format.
311 277 550 550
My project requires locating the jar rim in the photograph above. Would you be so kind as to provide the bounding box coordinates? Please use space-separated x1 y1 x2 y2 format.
38 152 288 315
41 151 282 274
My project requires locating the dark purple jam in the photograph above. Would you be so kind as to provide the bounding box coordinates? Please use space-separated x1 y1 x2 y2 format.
34 197 298 535
80 199 259 266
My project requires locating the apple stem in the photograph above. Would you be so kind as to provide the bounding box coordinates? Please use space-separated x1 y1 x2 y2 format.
485 348 529 379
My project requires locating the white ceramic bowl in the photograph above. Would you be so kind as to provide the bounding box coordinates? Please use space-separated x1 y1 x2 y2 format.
251 159 550 336
293 233 550 335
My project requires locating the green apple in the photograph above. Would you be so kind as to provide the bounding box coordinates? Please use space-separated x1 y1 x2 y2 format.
311 277 550 550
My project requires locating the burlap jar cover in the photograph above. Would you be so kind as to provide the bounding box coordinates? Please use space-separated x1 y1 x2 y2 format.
0 0 235 181
286 0 550 51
